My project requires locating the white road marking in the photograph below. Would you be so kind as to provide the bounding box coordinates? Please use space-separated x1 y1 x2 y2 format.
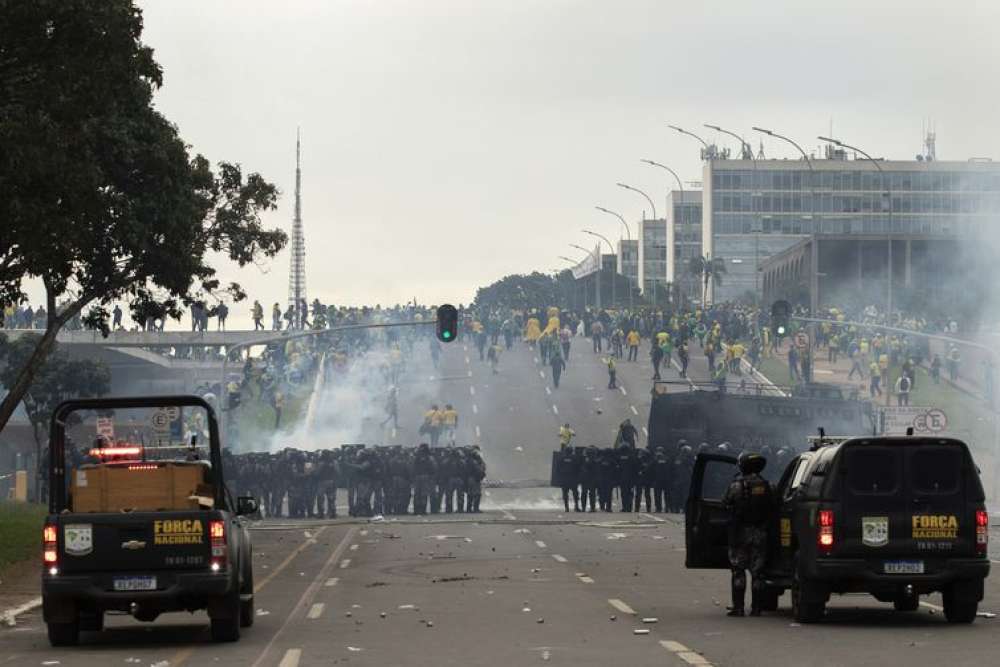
576 573 594 584
608 598 636 615
533 357 539 363
467 370 472 377
660 640 713 666
990 559 1000 565
475 425 481 438
473 403 479 414
552 405 559 415
307 603 325 619
391 428 397 438
349 544 359 551
278 649 302 667
324 577 339 587
551 554 568 563
642 426 648 436
545 386 552 395
0 596 42 625
465 356 470 364
619 386 627 396
470 386 476 395
339 559 351 569
630 405 638 415
639 513 665 523
539 370 546 379
535 540 547 549
920 601 944 611
501 509 516 520
464 345 468 352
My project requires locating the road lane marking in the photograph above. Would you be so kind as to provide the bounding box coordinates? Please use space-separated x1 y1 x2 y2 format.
575 573 594 584
467 370 472 377
324 577 339 587
920 601 944 611
630 405 638 415
254 526 328 594
534 357 539 363
250 527 357 667
551 554 567 563
278 649 302 667
539 370 546 378
470 386 476 395
473 403 479 414
661 640 713 666
640 513 665 523
465 356 470 364
464 345 468 352
552 405 559 414
545 386 551 395
535 540 547 549
619 386 627 396
608 598 636 615
501 509 516 520
642 427 648 436
307 603 325 619
349 544 359 551
340 558 352 569
391 427 397 438
475 425 481 438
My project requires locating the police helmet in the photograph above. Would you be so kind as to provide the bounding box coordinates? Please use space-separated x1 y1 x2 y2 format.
738 452 767 474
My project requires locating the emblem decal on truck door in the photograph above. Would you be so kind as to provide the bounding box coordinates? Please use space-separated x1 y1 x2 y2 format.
862 516 889 547
64 524 93 556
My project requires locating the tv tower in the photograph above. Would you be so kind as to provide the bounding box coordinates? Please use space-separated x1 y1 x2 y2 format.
287 128 307 328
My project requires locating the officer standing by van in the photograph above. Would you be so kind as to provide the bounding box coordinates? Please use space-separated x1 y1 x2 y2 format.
722 452 774 617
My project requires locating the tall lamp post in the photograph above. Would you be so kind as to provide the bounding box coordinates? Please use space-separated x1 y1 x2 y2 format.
583 229 625 309
706 124 761 292
595 206 635 310
616 182 656 220
818 135 894 319
641 159 684 306
753 125 818 382
570 243 601 311
667 124 710 155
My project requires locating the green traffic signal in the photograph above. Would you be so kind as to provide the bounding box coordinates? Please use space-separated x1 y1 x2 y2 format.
436 304 458 343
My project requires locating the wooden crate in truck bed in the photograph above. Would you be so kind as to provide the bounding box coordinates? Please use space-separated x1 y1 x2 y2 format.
70 461 212 512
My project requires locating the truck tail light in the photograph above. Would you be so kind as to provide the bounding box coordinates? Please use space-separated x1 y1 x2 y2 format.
43 523 58 574
209 520 227 571
976 510 988 556
818 510 834 555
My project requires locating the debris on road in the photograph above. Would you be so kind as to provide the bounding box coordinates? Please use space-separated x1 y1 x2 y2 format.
641 617 658 624
380 612 387 618
398 604 418 610
522 607 532 612
513 528 532 535
255 609 271 617
606 533 628 540
514 446 524 452
537 618 545 624
609 615 617 621
977 611 996 619
347 646 364 652
633 629 650 635
365 581 389 588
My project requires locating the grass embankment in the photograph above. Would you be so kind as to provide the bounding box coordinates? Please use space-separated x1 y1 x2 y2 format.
231 380 315 450
0 502 48 571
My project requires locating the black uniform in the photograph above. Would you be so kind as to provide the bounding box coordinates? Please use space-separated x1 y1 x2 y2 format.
722 454 775 616
557 447 581 512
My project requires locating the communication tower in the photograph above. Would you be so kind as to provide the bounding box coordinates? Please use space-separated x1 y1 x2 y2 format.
287 129 307 328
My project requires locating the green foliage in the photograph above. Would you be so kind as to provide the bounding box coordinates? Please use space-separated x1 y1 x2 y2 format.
0 502 49 570
0 1 287 433
473 272 562 311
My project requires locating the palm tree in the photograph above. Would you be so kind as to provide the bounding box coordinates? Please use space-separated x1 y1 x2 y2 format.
688 255 727 306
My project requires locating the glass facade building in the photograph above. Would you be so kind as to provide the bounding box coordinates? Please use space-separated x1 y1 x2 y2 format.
702 158 1000 301
666 191 703 302
637 219 667 299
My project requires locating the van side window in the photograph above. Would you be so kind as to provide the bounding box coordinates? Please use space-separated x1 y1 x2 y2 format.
782 457 810 500
846 447 899 495
911 447 962 495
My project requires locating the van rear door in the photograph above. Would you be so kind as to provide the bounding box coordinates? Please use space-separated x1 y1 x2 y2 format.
907 443 974 557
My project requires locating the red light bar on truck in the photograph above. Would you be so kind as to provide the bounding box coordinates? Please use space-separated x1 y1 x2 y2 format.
88 446 143 458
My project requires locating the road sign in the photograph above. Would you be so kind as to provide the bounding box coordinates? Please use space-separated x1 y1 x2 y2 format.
150 409 171 434
883 407 949 435
95 417 114 439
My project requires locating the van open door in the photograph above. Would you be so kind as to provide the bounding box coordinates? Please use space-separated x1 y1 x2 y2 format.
685 453 739 568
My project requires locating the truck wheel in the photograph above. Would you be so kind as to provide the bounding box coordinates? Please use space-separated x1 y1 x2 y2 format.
47 620 80 647
943 587 978 624
240 560 255 628
758 588 781 612
79 611 104 632
210 591 241 642
791 557 825 624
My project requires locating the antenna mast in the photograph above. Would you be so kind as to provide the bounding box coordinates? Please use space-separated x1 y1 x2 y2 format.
288 128 307 328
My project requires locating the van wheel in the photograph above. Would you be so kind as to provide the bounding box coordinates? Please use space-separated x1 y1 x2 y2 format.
791 557 825 623
210 591 241 642
943 587 978 624
47 620 79 647
893 594 919 612
240 561 255 628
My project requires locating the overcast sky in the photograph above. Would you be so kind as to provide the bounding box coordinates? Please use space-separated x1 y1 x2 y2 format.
30 1 1000 321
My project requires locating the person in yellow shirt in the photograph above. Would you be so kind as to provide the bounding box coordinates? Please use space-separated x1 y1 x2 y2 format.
731 341 745 375
626 330 640 362
558 423 575 450
441 404 459 446
423 404 443 447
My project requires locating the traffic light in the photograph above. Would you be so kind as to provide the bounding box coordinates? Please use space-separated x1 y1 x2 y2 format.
436 304 458 343
771 300 791 338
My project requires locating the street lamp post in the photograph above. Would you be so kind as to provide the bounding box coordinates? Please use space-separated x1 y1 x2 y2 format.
584 229 624 310
753 126 819 382
595 207 635 310
818 135 894 319
706 124 761 292
616 183 656 220
570 243 601 311
667 124 710 156
641 159 685 304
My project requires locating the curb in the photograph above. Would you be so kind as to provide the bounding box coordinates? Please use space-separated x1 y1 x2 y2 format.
1 596 42 627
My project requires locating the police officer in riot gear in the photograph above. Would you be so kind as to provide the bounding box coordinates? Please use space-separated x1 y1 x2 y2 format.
722 452 775 617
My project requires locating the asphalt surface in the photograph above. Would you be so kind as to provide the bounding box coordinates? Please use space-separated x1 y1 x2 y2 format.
3 336 999 666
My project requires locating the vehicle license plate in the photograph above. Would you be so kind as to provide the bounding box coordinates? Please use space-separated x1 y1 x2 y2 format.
883 560 924 574
113 576 157 591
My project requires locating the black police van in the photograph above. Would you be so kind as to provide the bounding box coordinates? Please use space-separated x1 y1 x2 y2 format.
686 435 990 623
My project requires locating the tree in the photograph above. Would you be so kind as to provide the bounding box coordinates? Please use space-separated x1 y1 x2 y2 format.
0 1 287 434
0 333 111 499
688 256 727 306
473 272 562 312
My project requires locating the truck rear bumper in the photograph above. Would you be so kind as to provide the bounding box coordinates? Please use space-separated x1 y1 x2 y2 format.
807 557 989 594
43 571 233 621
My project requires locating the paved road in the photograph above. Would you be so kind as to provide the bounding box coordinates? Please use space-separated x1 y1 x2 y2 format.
3 511 999 666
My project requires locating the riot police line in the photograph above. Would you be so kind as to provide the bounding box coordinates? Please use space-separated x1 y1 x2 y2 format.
225 443 487 518
551 440 797 513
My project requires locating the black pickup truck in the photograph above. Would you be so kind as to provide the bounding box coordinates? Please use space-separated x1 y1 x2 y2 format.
686 436 990 623
42 395 258 646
